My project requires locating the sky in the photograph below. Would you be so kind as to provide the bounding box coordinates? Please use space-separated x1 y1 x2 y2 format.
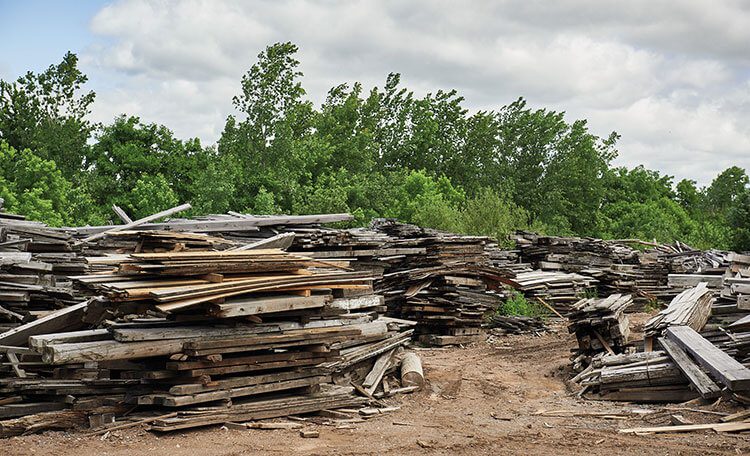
1 0 749 186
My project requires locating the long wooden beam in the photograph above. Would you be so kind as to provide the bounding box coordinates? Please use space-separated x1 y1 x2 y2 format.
665 326 750 391
82 203 192 242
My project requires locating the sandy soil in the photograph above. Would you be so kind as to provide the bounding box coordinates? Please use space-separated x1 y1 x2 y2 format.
5 317 750 456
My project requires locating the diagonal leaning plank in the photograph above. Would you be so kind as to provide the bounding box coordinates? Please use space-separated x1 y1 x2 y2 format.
657 336 721 398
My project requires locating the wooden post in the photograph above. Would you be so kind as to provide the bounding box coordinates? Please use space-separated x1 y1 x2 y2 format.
400 352 424 389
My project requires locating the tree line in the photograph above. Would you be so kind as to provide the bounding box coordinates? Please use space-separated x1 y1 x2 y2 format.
0 43 748 250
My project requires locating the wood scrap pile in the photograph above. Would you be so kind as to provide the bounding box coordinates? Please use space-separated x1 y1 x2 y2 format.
499 270 597 314
0 245 422 436
514 232 734 307
0 211 84 332
720 253 750 312
567 294 632 370
644 282 713 340
576 351 697 403
368 220 510 345
576 321 750 403
485 314 548 336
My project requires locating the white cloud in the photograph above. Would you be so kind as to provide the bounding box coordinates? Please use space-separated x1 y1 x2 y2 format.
82 0 750 185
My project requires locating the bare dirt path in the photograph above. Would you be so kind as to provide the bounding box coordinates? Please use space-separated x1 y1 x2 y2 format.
6 322 750 455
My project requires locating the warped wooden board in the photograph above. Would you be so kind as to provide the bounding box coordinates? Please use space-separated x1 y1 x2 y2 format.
179 355 337 377
150 392 366 432
666 325 750 391
29 329 110 349
182 326 361 351
83 203 192 242
166 349 336 371
65 213 353 236
150 271 366 301
42 339 186 364
155 276 373 312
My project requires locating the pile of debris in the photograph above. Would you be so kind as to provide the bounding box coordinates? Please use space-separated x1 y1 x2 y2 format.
0 229 424 436
499 270 597 314
576 282 750 404
0 211 85 332
368 220 508 345
514 232 735 306
567 294 632 370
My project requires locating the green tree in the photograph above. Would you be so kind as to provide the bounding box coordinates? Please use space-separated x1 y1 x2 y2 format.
728 188 750 251
457 188 530 246
706 166 748 216
0 141 94 226
125 174 179 219
220 42 318 211
0 52 95 178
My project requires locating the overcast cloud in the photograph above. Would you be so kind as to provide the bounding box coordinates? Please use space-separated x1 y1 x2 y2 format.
78 0 750 185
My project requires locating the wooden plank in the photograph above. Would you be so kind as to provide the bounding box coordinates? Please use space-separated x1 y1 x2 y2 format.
208 294 327 318
82 203 192 242
619 421 750 434
657 337 721 399
362 348 396 394
111 205 132 224
666 326 750 391
0 301 88 347
168 368 326 395
141 375 331 407
42 339 185 364
231 233 295 251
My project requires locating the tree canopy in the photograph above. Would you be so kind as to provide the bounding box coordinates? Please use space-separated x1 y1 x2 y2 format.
0 44 748 251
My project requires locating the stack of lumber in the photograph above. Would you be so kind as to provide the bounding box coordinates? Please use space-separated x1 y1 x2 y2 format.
0 212 83 331
498 270 597 314
577 311 750 403
567 294 632 370
644 282 713 339
514 232 736 306
720 253 750 310
0 245 420 434
389 268 506 346
576 350 696 403
59 208 354 242
368 220 509 345
485 314 548 335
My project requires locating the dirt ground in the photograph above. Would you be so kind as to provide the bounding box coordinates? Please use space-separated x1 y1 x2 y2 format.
5 316 750 455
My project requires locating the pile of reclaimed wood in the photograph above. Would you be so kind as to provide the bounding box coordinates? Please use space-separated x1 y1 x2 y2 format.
576 350 696 402
0 211 84 332
485 314 548 336
567 294 632 370
578 323 750 403
514 232 735 307
0 240 422 436
498 270 597 314
576 280 750 403
644 283 713 341
368 220 510 345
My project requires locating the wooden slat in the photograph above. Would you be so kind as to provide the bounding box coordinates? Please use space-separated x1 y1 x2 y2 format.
665 326 750 391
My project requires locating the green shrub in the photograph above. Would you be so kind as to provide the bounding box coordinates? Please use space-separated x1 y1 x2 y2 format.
497 290 546 318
